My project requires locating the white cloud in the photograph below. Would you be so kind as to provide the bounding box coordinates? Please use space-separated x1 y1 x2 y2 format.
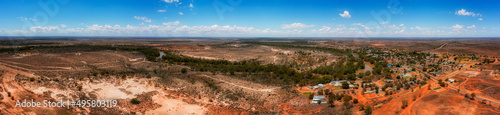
386 25 400 30
179 12 183 15
61 24 67 28
351 23 364 26
452 24 463 31
455 9 480 17
467 25 476 29
399 24 404 26
163 0 179 3
5 24 280 37
351 23 375 30
134 16 152 23
30 26 60 33
339 11 351 18
163 21 180 26
281 23 315 29
380 21 388 25
158 10 166 12
17 17 37 21
2 23 485 37
478 18 483 21
189 3 194 8
414 26 431 30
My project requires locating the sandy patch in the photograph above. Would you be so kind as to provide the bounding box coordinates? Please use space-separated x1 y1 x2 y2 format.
31 87 75 100
145 94 205 115
82 78 157 100
129 58 143 61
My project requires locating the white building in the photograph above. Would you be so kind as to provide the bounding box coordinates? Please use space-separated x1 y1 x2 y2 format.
311 95 327 104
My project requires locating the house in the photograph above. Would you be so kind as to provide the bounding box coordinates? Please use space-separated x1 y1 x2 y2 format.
384 79 394 83
348 82 357 88
329 80 346 87
311 95 327 104
362 83 374 86
364 90 376 94
448 79 455 83
402 73 412 78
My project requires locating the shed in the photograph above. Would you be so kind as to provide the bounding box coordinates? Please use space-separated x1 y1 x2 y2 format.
311 95 327 104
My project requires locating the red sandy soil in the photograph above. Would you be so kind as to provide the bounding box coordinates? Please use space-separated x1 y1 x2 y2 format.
372 85 430 115
278 96 326 114
406 89 477 115
206 105 249 115
364 93 376 99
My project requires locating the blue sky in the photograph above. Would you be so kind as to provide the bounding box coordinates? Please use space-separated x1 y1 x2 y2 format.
1 0 499 37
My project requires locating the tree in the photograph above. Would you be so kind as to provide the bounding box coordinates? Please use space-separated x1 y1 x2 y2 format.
438 79 446 87
324 89 330 95
359 104 365 110
342 82 350 89
401 100 408 109
317 90 324 95
358 72 365 78
131 98 141 104
328 94 335 107
365 71 371 76
181 68 187 74
230 70 235 75
343 95 352 103
353 99 359 104
471 93 476 100
309 93 315 99
365 105 372 115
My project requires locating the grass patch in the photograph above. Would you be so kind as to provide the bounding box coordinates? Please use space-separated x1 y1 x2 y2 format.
433 87 442 90
302 92 312 95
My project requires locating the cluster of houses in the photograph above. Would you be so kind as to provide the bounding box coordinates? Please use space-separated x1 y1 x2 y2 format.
306 48 495 105
307 80 359 104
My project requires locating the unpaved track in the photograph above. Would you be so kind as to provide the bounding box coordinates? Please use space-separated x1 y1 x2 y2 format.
433 43 447 50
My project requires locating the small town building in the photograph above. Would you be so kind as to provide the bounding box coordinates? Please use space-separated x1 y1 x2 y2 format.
311 95 327 104
329 80 347 87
